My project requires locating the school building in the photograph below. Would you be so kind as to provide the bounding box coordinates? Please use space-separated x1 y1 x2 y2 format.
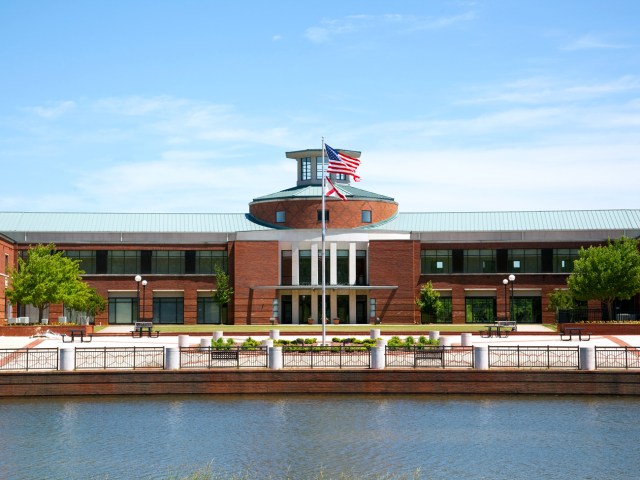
1 147 639 326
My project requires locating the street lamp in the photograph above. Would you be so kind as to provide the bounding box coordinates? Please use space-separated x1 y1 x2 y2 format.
502 278 509 320
135 275 144 323
141 279 148 321
508 274 516 321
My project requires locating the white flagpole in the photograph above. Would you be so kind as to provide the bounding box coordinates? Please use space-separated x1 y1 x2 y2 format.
321 137 327 345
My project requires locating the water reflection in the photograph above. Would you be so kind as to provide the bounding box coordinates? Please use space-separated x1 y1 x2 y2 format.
1 394 639 479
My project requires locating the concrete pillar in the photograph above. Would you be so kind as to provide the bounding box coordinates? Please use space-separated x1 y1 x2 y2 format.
292 245 300 286
262 339 274 348
269 347 283 370
474 346 489 370
60 347 74 371
370 329 380 339
165 347 180 370
178 335 190 348
429 331 440 341
199 338 210 351
440 336 451 347
579 346 596 371
330 243 337 285
269 329 279 340
213 331 223 341
371 346 386 369
461 333 473 347
348 242 356 285
311 244 319 285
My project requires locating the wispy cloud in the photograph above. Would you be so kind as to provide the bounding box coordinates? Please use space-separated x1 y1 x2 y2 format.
27 100 76 119
561 34 629 51
305 11 474 43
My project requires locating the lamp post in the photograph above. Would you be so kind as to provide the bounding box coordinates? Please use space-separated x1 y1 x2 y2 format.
135 275 143 323
141 279 147 321
502 278 509 320
508 274 516 321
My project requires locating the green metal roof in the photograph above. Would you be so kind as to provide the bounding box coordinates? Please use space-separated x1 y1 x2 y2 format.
366 210 640 232
0 212 271 233
252 184 395 203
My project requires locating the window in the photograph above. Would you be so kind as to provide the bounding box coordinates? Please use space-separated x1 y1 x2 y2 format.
281 251 292 285
356 250 367 285
361 210 372 223
299 250 311 285
153 297 184 324
336 173 347 181
464 249 496 273
64 250 97 274
315 156 325 180
465 297 496 323
195 251 227 274
301 157 311 181
508 249 541 273
421 250 452 274
421 297 452 324
553 248 579 273
197 296 222 324
151 251 184 274
108 297 137 324
337 250 349 284
317 210 329 222
317 249 329 284
276 211 285 223
107 251 140 275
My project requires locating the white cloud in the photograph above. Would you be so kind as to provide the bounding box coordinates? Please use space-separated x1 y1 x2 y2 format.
561 34 629 51
27 100 76 119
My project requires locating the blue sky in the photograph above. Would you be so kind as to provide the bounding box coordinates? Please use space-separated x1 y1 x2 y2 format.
1 0 639 214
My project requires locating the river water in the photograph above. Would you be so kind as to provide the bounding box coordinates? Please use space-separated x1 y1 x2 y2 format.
0 394 638 479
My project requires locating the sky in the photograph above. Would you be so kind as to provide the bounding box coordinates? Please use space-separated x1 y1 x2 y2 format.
1 0 639 214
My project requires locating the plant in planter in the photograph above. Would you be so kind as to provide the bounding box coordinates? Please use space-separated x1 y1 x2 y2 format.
415 281 443 324
332 318 340 325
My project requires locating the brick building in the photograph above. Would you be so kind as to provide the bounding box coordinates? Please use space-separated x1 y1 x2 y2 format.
1 147 639 326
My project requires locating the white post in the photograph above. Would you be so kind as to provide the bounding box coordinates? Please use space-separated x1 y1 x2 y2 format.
165 347 180 370
269 346 283 370
579 346 596 371
199 338 210 351
439 336 452 347
269 329 279 340
60 347 74 371
474 346 489 370
371 338 387 370
370 329 380 340
178 335 190 348
213 331 223 341
461 333 473 347
429 331 440 341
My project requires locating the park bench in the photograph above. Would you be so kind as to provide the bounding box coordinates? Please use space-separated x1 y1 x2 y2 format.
210 349 240 361
131 322 160 338
414 347 444 366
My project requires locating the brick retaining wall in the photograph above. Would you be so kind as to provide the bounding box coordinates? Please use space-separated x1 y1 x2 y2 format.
1 369 639 397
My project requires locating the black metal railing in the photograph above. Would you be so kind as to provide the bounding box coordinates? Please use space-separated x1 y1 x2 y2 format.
489 346 579 369
385 346 474 368
0 348 59 371
595 347 640 369
180 347 268 369
75 347 165 370
283 345 371 369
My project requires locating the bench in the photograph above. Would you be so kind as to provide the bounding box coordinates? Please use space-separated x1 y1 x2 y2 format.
496 320 517 332
414 348 444 366
560 327 591 341
480 325 510 338
61 330 93 343
131 322 160 338
210 349 240 361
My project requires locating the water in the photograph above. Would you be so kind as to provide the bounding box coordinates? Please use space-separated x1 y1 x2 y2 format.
1 394 639 479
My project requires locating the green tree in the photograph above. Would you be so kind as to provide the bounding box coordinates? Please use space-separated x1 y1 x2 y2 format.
567 237 640 320
63 282 107 322
6 244 92 321
415 281 443 322
547 289 576 312
212 264 233 306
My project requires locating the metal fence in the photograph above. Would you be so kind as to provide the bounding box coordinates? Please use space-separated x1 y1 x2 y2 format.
75 347 165 370
489 346 580 369
283 345 371 368
595 347 640 369
0 348 59 371
385 346 474 368
180 347 269 369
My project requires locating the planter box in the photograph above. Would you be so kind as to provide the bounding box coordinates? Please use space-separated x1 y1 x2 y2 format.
559 323 640 335
0 325 94 337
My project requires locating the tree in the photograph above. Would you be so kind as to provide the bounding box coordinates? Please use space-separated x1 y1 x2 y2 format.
63 282 107 322
6 244 92 321
415 281 443 322
547 289 576 312
567 237 640 320
212 264 234 306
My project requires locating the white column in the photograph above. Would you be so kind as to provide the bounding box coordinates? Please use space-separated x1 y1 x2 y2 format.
60 347 75 371
165 347 180 370
330 243 337 285
292 245 300 286
269 347 283 370
311 293 318 322
474 346 489 370
349 242 356 285
330 292 337 322
292 291 300 324
579 346 596 370
349 291 357 324
311 244 319 285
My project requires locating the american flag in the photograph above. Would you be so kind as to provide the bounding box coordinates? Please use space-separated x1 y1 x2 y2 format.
325 144 361 181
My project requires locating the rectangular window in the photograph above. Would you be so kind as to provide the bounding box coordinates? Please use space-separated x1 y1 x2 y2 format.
421 250 452 274
197 296 222 324
151 251 185 274
421 297 453 324
276 211 285 223
337 249 349 285
317 210 329 222
107 251 140 275
195 251 227 274
153 297 184 324
361 210 372 223
356 250 367 285
64 250 97 274
336 173 347 181
315 156 325 180
301 157 311 181
317 249 329 284
508 249 541 273
108 297 137 324
317 294 331 322
281 251 292 286
553 248 579 273
464 249 496 273
465 297 496 323
299 250 311 285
